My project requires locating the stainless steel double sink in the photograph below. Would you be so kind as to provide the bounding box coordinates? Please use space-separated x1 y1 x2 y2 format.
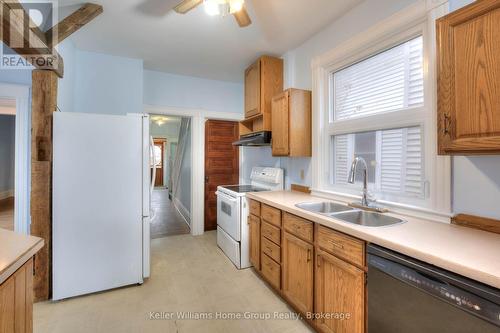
295 202 405 227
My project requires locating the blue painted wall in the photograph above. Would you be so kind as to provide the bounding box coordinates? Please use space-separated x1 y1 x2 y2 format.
0 43 32 85
57 41 144 116
143 70 243 114
0 115 15 193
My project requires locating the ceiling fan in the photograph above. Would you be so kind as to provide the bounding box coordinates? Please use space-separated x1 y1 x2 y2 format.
174 0 252 27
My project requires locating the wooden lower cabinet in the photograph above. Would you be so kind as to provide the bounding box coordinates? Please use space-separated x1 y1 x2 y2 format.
0 258 34 333
282 232 314 315
315 249 365 333
249 214 261 270
249 200 367 333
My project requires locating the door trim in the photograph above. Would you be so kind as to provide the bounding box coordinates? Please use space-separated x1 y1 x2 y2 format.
144 105 243 236
0 83 30 235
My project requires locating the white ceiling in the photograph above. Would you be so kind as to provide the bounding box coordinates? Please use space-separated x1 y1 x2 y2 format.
58 0 363 82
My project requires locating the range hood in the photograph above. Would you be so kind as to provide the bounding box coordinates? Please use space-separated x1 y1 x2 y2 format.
232 131 272 147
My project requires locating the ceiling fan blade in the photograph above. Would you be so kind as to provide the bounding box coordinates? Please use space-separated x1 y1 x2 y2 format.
174 0 203 14
233 7 252 27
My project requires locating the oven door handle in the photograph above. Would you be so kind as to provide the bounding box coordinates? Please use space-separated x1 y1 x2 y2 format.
215 191 238 203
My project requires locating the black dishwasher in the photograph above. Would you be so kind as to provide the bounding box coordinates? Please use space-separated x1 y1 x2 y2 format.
367 245 500 333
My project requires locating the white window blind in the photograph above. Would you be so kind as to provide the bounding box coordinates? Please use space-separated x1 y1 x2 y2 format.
333 135 352 185
333 126 423 198
333 36 424 121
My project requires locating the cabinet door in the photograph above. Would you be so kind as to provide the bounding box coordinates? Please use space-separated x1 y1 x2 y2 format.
282 232 313 314
271 91 290 156
437 0 500 154
0 258 33 333
245 60 261 118
248 214 261 270
315 250 365 333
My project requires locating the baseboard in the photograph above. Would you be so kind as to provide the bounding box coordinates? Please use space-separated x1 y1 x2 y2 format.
173 197 191 226
0 189 14 201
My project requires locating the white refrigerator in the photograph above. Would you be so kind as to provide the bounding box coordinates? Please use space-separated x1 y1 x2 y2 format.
52 112 153 301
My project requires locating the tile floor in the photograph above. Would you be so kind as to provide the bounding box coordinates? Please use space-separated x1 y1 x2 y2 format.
0 197 14 231
34 231 314 333
151 188 190 238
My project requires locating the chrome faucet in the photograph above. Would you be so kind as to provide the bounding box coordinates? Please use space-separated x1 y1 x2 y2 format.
348 156 370 206
347 157 388 212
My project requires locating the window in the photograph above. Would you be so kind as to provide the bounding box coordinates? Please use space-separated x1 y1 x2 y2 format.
312 7 451 216
333 126 423 198
328 36 425 202
333 36 423 121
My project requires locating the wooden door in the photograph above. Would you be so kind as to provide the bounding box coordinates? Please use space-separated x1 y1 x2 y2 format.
315 249 365 333
245 60 261 118
282 232 314 314
437 0 500 154
271 90 290 156
249 214 261 270
153 139 165 187
204 120 239 231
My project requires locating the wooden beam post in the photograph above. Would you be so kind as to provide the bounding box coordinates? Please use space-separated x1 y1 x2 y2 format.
0 0 64 77
31 70 57 301
46 3 103 47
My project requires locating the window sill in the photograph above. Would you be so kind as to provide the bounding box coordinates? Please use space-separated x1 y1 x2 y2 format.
311 188 452 224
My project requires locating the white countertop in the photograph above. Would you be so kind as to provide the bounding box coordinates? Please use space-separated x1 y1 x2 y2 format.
247 191 500 289
0 229 44 284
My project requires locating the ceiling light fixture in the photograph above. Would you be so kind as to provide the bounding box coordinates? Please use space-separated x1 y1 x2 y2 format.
204 0 244 17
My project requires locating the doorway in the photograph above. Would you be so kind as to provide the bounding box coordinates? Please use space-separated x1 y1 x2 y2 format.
149 115 190 238
204 120 239 231
0 99 16 231
0 83 30 234
153 138 166 187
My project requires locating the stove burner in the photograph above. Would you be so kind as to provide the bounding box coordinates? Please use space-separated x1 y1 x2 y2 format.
220 185 268 194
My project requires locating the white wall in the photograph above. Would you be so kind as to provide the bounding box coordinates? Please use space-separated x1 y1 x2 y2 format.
282 0 417 90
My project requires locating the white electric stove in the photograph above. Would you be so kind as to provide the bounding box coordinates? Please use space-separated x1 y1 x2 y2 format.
216 167 284 269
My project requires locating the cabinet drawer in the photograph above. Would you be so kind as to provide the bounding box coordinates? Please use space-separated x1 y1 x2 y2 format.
261 253 281 290
283 213 313 243
249 199 260 217
317 226 365 267
261 204 281 227
261 221 281 245
261 236 281 263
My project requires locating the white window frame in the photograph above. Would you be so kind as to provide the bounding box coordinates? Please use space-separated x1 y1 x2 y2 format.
311 0 452 222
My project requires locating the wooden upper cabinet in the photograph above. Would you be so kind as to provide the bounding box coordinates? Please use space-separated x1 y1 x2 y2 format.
243 56 284 121
437 0 500 154
315 249 365 333
245 60 261 118
282 232 314 315
271 89 312 157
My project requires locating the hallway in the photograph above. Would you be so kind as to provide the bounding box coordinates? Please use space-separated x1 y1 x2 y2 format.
151 188 190 238
0 197 14 231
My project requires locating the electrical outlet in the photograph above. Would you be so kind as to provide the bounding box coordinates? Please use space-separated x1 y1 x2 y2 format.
300 169 305 180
